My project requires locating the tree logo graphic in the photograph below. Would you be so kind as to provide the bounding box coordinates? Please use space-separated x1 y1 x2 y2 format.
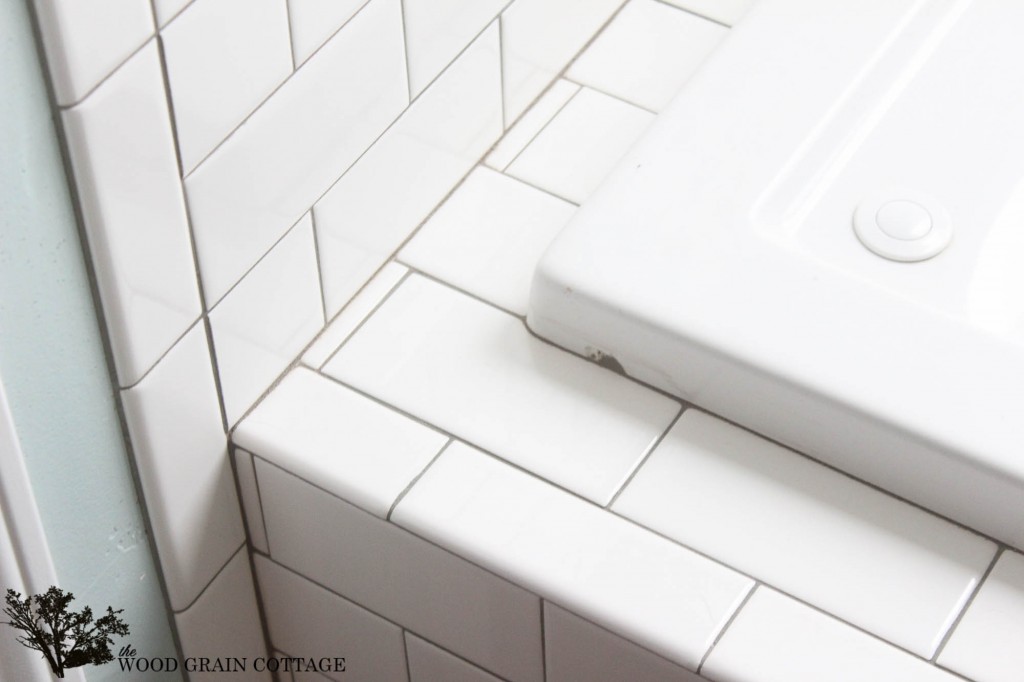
3 586 130 678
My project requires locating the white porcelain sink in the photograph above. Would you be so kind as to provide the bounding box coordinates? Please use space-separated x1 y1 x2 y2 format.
529 0 1024 548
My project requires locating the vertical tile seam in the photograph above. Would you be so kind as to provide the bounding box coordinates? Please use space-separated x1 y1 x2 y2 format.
282 0 298 72
398 0 413 101
400 629 413 682
152 30 231 433
242 538 282 682
21 2 192 677
648 0 732 28
498 85 583 172
386 439 454 521
695 581 758 674
604 406 684 508
931 545 1005 663
306 210 329 327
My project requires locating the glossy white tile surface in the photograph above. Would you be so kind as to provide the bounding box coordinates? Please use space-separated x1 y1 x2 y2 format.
324 275 680 504
661 0 756 26
938 550 1024 682
702 588 961 682
403 0 507 96
33 0 153 105
506 87 655 203
287 0 368 65
185 0 407 305
255 555 406 682
256 460 544 682
393 442 752 669
406 633 501 682
613 410 997 658
314 23 502 317
209 215 323 426
567 0 727 111
302 262 408 368
153 0 191 26
544 603 702 682
62 42 201 387
176 548 270 680
121 324 245 611
233 448 269 554
162 0 292 173
399 167 576 314
234 367 447 518
485 79 580 170
500 0 625 122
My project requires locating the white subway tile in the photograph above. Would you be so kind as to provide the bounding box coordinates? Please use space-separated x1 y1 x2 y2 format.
938 550 1024 682
403 0 507 97
544 603 703 682
393 442 752 670
121 324 245 611
209 215 324 426
399 167 576 315
301 262 408 368
485 79 580 170
62 42 201 387
567 0 727 112
234 368 447 518
660 0 757 26
613 410 997 658
33 0 154 105
162 0 293 173
176 549 270 681
702 589 960 682
500 0 625 122
505 87 654 203
233 448 269 554
255 459 544 682
255 555 406 682
185 0 407 305
153 0 192 26
287 0 368 65
406 633 501 682
314 23 502 317
324 275 680 505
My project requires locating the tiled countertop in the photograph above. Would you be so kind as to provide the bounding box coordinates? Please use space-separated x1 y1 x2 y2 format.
231 2 1024 680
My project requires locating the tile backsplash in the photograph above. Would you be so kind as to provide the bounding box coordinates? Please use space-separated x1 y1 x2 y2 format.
32 0 631 668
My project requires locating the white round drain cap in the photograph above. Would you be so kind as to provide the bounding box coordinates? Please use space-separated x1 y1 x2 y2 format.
854 191 952 262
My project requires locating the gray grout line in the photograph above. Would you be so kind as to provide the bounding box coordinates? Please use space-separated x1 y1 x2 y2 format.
118 315 202 390
398 0 413 102
275 649 335 682
247 447 274 558
57 34 155 110
318 270 414 370
496 167 581 206
561 76 659 115
931 546 1003 663
306 210 329 326
387 439 453 521
696 582 758 674
282 0 298 72
400 630 412 682
501 86 583 173
402 266 523 319
497 14 507 131
649 0 732 28
605 407 684 509
240 536 278 682
174 541 247 615
539 600 548 682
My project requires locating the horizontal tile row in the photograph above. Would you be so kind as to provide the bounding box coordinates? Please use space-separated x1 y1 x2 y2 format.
392 441 753 669
323 274 680 505
614 409 996 658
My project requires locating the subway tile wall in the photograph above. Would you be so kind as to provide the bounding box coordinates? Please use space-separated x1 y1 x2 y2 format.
32 0 635 670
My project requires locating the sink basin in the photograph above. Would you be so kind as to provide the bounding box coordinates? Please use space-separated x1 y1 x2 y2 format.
529 0 1024 548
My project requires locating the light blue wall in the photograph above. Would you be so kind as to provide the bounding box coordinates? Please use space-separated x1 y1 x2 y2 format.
0 1 180 679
